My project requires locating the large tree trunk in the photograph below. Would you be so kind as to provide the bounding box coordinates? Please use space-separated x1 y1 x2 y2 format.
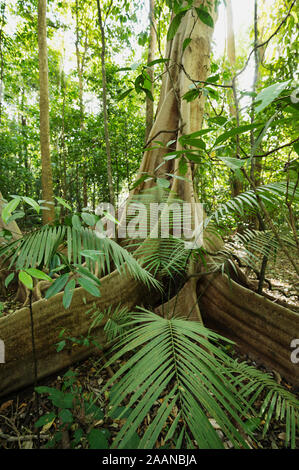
0 1 298 398
0 271 159 397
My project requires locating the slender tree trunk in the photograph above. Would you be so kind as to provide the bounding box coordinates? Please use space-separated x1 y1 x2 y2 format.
145 0 157 143
0 2 5 125
75 0 88 208
96 0 115 206
38 0 54 224
226 0 242 197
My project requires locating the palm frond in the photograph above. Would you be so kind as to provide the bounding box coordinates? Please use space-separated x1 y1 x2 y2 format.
223 359 299 448
0 224 160 291
88 303 132 343
101 309 254 449
210 181 299 225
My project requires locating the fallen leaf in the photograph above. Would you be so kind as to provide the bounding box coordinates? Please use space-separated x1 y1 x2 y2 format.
0 400 13 412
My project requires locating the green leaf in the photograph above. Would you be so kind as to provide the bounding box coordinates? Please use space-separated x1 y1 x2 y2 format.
22 197 40 214
179 158 188 176
45 273 70 299
55 196 72 211
35 412 56 429
76 266 101 286
77 277 101 297
215 123 263 145
81 212 96 226
117 88 133 101
18 271 33 290
179 135 206 149
51 391 74 409
147 58 170 67
243 417 261 434
25 268 52 282
72 214 82 230
209 116 227 126
206 74 220 83
183 89 200 102
293 142 299 156
167 11 187 40
255 80 290 114
73 428 84 446
35 386 57 395
195 8 214 28
183 38 192 51
219 157 246 170
63 279 76 309
131 174 152 190
84 402 104 420
87 429 109 449
157 178 170 188
56 340 66 352
80 250 102 261
59 409 73 424
2 197 21 224
4 273 14 288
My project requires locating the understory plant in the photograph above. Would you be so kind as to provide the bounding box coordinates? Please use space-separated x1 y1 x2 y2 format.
0 194 298 449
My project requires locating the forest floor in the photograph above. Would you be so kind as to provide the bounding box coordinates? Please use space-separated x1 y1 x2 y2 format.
0 248 298 449
0 346 298 450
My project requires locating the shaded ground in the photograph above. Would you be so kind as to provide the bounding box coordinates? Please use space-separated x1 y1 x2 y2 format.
0 343 298 450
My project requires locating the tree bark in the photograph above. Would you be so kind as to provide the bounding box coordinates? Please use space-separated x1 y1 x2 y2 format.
38 0 54 224
226 0 242 197
96 0 115 206
145 0 157 143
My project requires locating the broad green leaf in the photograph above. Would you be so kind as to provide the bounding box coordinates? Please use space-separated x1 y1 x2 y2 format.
157 178 170 188
59 409 73 424
77 277 101 297
195 7 214 27
255 80 290 114
25 268 52 282
219 157 246 170
45 273 70 299
179 157 188 176
22 197 40 214
87 429 108 449
215 123 263 145
81 212 96 226
35 412 56 429
183 89 200 102
179 135 206 149
206 74 220 83
76 265 101 285
18 271 33 290
2 197 21 224
167 11 187 40
63 279 76 309
56 340 66 352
